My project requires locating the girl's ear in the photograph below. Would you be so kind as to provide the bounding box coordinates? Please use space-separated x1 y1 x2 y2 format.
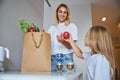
84 34 89 47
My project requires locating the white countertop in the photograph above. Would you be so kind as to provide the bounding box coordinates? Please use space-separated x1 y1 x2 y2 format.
0 70 83 80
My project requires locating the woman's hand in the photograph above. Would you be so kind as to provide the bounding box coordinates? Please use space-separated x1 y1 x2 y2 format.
63 34 74 44
56 33 72 49
56 33 64 43
56 33 73 43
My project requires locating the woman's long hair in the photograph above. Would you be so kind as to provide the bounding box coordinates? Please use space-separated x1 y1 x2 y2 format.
88 26 115 79
55 3 71 26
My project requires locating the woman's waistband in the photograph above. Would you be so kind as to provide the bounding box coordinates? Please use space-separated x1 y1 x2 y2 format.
52 53 73 56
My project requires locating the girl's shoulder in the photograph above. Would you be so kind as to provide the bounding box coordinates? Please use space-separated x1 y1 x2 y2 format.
91 53 109 64
91 53 104 59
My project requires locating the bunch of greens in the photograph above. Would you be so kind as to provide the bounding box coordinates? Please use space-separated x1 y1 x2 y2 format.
19 19 40 33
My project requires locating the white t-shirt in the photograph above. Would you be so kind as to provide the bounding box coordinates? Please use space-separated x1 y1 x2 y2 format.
47 23 78 55
83 52 111 80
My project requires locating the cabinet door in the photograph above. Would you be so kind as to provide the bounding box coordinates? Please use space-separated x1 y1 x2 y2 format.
114 45 120 80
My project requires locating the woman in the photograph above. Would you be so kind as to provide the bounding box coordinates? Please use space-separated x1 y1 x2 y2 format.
65 26 115 80
47 3 78 72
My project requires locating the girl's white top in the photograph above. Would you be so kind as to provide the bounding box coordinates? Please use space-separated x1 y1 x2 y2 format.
83 52 111 80
48 23 78 55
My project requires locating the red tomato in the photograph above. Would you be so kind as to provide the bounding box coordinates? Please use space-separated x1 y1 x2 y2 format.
28 27 36 32
63 31 70 39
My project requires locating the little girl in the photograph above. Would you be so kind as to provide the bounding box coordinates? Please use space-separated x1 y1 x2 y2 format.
65 26 115 80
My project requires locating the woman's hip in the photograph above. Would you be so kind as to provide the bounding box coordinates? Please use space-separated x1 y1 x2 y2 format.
51 53 73 62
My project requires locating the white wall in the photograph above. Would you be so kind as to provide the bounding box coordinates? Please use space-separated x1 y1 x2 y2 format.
0 0 44 71
43 1 92 80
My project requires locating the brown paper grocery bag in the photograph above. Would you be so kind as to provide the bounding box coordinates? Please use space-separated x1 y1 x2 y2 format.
21 32 51 72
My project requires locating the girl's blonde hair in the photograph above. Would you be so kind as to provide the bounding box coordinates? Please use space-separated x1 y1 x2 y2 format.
55 3 71 26
87 26 115 79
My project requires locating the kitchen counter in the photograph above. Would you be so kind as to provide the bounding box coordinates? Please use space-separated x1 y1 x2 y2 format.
0 70 83 80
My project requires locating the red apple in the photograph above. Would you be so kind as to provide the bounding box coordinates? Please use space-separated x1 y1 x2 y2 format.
63 31 70 39
28 27 36 32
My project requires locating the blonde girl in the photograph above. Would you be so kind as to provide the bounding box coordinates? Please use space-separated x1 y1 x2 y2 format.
65 26 115 80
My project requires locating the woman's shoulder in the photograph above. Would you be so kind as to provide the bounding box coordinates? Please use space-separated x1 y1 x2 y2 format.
49 24 56 29
47 24 56 33
68 23 77 29
69 22 76 26
50 24 56 27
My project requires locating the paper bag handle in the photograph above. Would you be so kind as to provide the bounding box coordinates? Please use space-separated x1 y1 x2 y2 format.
32 33 43 48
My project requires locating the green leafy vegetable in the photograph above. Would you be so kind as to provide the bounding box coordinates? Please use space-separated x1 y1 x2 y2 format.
19 19 40 33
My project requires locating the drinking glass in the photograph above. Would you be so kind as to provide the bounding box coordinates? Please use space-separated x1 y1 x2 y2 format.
66 62 75 72
56 62 63 72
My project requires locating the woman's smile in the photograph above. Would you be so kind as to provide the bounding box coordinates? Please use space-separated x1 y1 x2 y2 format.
58 7 67 22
